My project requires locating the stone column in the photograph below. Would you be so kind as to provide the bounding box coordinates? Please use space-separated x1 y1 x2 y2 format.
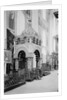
53 37 58 53
26 57 33 80
15 59 19 71
33 54 36 69
27 57 33 71
38 58 42 69
55 38 58 53
4 63 7 76
53 38 56 52
38 58 43 77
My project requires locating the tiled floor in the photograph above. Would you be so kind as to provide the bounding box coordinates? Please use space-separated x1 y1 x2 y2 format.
5 70 58 95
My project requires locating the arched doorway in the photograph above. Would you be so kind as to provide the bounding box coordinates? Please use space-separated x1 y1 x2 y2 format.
34 50 42 78
18 51 26 70
6 64 11 74
34 50 40 68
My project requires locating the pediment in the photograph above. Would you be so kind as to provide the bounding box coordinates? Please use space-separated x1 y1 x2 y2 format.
19 27 39 39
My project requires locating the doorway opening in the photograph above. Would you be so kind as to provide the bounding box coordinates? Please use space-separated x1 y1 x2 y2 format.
34 50 40 68
18 51 26 70
6 64 11 74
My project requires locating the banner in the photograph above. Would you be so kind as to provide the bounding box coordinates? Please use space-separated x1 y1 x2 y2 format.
4 50 12 63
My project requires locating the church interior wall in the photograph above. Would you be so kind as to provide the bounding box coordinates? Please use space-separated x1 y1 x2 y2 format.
48 10 58 54
4 9 58 77
16 11 25 36
32 10 39 34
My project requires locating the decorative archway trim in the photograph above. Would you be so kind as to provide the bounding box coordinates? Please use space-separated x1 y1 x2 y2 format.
34 48 41 57
14 46 29 58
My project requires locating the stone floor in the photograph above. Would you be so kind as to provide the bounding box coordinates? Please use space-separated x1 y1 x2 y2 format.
5 70 58 95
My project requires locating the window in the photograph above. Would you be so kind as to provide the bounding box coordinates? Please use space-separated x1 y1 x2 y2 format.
28 38 30 43
36 39 38 45
9 12 15 30
32 37 35 43
23 36 27 43
39 40 41 46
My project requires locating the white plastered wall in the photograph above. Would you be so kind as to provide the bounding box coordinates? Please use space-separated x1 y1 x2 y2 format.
16 11 25 36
